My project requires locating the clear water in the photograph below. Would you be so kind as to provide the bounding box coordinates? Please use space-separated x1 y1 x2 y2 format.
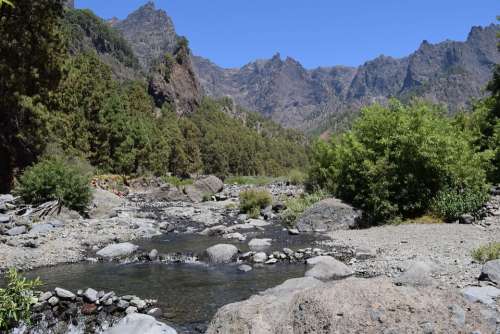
25 261 307 333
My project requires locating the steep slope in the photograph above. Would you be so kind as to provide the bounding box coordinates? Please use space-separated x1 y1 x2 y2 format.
193 24 500 132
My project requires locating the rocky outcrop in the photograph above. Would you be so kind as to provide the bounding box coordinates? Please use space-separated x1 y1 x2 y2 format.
105 313 177 334
113 1 178 71
88 189 125 219
296 198 361 232
148 42 203 115
193 24 500 132
207 277 497 334
184 176 224 202
479 259 500 286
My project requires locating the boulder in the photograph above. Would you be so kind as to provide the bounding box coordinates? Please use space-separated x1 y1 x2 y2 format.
185 176 224 203
96 243 139 259
104 313 177 334
205 244 238 264
54 287 76 300
296 198 361 232
305 256 354 281
88 189 125 219
238 264 253 272
459 214 474 224
0 194 15 203
248 238 272 252
461 286 500 306
252 252 268 263
0 214 10 224
29 223 54 235
83 288 98 303
6 226 26 236
207 277 496 334
148 249 159 261
394 261 439 287
479 259 500 286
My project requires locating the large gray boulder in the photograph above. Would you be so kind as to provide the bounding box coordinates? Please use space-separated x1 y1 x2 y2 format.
88 189 125 219
248 238 272 252
207 277 496 334
479 259 500 286
206 244 238 264
394 261 439 287
96 243 139 259
305 256 354 281
296 198 361 232
104 313 177 334
461 286 500 306
184 176 224 203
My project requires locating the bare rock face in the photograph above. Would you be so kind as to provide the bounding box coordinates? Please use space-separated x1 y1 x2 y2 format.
296 198 361 232
113 2 178 71
207 277 496 334
148 43 203 115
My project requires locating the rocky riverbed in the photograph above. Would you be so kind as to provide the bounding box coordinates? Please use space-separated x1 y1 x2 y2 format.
1 179 499 333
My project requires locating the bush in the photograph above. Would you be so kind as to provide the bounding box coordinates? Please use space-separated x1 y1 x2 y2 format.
287 169 307 185
0 268 41 330
308 100 489 224
239 189 272 218
162 175 193 188
472 242 500 263
225 176 277 186
15 158 92 213
281 191 328 227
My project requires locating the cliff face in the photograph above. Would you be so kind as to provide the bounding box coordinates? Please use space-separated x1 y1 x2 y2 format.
112 1 178 71
192 24 500 131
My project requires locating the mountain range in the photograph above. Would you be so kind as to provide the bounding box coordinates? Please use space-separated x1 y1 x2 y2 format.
94 2 500 133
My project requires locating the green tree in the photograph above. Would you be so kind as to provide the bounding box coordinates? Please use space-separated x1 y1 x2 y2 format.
308 100 489 224
0 0 65 192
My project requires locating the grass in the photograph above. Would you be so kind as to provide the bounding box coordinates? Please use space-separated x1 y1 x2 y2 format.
280 191 328 227
391 215 444 225
162 175 194 188
287 169 307 185
225 176 281 186
239 189 273 218
472 242 500 263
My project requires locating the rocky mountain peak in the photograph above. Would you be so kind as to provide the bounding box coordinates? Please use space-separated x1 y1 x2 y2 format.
114 1 178 70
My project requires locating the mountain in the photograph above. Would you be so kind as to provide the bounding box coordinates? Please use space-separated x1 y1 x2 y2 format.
192 25 500 132
112 1 178 71
74 2 499 133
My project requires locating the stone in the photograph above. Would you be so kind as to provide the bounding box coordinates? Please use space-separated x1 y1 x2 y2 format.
88 188 125 219
0 194 15 203
296 198 361 232
252 252 268 263
147 307 163 318
394 261 438 287
29 223 54 235
130 298 147 310
55 288 76 300
448 304 465 326
104 313 177 334
305 256 354 281
355 247 377 260
461 286 500 306
148 249 159 261
96 242 139 259
205 244 238 264
125 306 138 314
288 228 300 235
223 232 246 241
83 288 98 303
272 201 286 212
81 303 97 315
479 259 500 286
238 264 253 272
283 248 294 256
48 296 59 306
116 299 130 310
459 214 474 224
0 214 10 224
265 258 278 265
248 238 272 252
6 226 26 236
185 176 224 203
40 291 53 302
207 277 496 334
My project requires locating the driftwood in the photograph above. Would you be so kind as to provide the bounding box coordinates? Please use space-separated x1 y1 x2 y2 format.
19 200 61 219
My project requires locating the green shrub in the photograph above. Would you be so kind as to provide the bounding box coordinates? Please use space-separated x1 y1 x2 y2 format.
281 191 328 227
287 169 307 185
15 158 92 213
431 187 489 221
162 175 193 188
472 242 500 263
225 176 277 186
239 189 272 217
308 100 489 224
0 268 41 330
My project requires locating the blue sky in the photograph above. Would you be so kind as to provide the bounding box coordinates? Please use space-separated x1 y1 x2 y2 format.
76 0 499 69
